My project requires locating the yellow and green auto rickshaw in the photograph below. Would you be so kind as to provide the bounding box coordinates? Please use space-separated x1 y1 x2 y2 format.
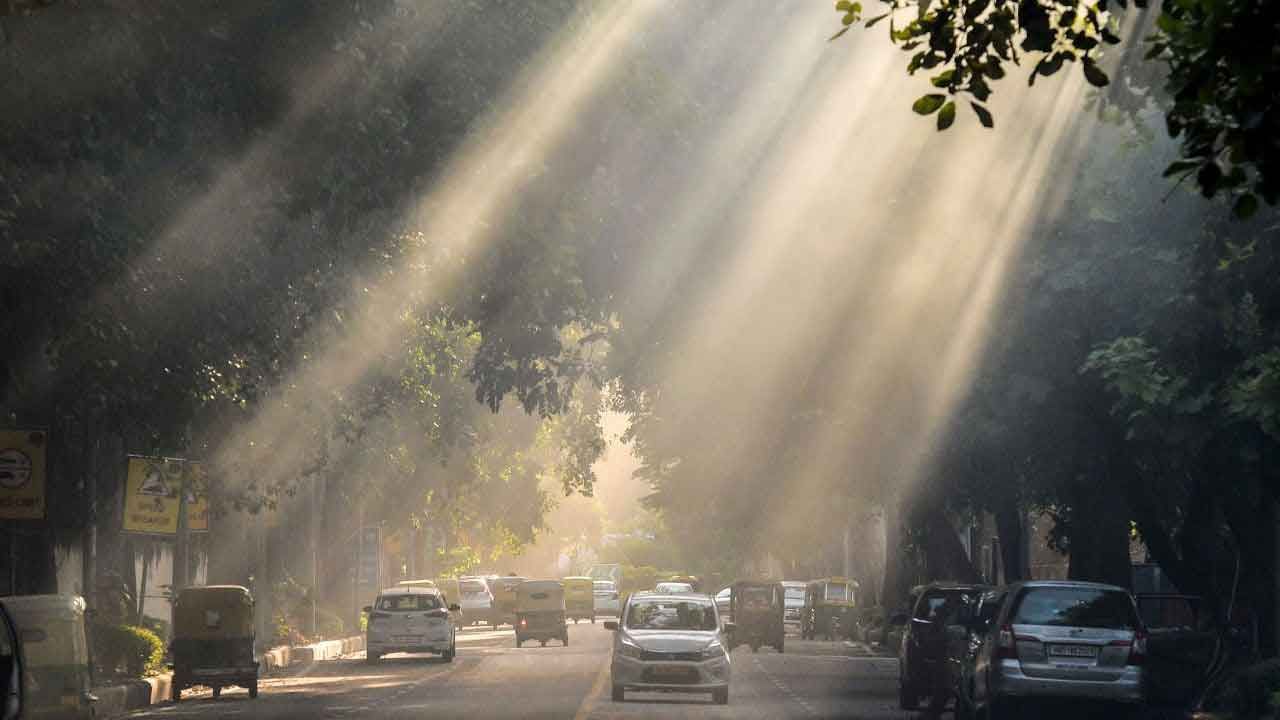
489 576 526 628
802 577 858 641
433 578 464 624
729 580 785 653
171 585 258 701
562 577 595 624
2 595 95 719
514 581 568 648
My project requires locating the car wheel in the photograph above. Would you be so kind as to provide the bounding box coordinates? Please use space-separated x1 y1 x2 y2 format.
516 637 523 648
751 643 760 653
248 680 259 699
713 688 729 705
612 685 625 702
541 640 548 647
443 645 455 663
777 641 784 654
562 634 569 647
212 686 221 699
366 652 381 664
172 686 182 703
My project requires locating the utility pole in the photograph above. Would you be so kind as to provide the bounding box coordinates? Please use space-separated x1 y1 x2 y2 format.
174 461 189 592
82 413 97 609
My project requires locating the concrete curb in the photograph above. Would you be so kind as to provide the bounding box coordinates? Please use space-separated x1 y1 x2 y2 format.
93 635 363 717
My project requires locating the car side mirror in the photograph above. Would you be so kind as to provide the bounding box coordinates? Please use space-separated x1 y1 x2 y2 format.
448 604 461 613
362 605 373 614
603 621 619 631
722 622 736 634
888 613 909 626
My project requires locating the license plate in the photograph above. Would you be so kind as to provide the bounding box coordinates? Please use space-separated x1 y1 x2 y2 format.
649 665 690 677
394 635 421 643
1048 644 1099 658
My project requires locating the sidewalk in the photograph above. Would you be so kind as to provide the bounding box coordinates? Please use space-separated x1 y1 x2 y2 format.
92 635 365 718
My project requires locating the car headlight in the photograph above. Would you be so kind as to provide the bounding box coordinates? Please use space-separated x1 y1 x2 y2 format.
702 641 725 660
618 637 643 659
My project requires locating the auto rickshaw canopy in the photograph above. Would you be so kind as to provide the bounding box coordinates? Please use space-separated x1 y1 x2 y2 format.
174 585 254 640
516 580 565 612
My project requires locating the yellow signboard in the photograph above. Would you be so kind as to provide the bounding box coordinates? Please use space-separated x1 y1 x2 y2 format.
123 456 209 535
0 429 47 520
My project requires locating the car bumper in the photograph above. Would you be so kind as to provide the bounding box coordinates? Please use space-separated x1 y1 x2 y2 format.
368 635 453 654
611 655 730 692
187 665 259 681
594 601 621 615
993 661 1142 703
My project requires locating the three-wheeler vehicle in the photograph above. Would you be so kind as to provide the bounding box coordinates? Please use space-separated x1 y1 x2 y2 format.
514 581 568 648
171 585 258 701
490 576 526 627
729 580 785 653
563 577 595 624
3 595 96 719
802 577 858 641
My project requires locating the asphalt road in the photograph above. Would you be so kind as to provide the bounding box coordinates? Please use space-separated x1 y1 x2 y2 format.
125 622 920 719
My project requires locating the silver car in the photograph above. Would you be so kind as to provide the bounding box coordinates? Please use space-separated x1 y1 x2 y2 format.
961 581 1146 719
606 592 732 705
593 580 621 616
365 587 459 663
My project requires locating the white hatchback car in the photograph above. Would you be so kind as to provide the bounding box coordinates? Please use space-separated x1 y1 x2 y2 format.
607 592 732 704
593 580 621 616
365 586 459 663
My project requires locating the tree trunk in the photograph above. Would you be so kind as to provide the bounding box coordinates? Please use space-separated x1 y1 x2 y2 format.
916 503 983 584
880 493 911 610
994 502 1028 582
1066 478 1131 588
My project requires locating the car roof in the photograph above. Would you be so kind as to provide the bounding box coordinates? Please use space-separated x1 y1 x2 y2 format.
1012 580 1130 592
379 586 442 596
631 592 713 603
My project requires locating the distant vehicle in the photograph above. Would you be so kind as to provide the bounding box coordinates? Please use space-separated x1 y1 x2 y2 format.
729 580 785 654
654 582 695 594
515 580 568 648
489 576 527 627
606 591 732 705
802 578 857 641
956 581 1146 720
563 577 596 623
593 581 621 617
782 582 805 632
714 587 731 618
172 585 259 702
459 577 496 626
397 579 436 589
664 575 704 593
364 586 459 663
897 582 987 712
3 594 96 718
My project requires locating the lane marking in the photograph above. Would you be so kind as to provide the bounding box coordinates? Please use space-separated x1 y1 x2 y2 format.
571 659 611 720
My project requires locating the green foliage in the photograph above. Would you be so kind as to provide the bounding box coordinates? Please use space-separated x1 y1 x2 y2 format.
832 0 1280 208
93 623 165 678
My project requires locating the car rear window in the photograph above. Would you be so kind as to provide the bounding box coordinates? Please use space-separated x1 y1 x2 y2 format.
1012 587 1138 629
914 590 977 622
377 594 442 611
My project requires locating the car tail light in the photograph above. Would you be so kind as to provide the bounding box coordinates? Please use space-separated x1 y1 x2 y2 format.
994 625 1018 661
1113 631 1147 666
520 618 528 628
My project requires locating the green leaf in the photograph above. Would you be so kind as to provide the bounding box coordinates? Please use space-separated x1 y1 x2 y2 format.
931 69 956 88
1162 159 1200 177
836 0 853 10
912 94 947 115
1082 59 1110 87
937 101 957 130
1235 193 1260 219
1101 27 1122 44
970 102 994 128
843 12 856 25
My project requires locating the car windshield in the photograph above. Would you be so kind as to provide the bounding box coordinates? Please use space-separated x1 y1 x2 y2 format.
784 588 805 603
1013 587 1138 629
657 583 692 593
739 587 773 609
625 599 718 631
460 580 488 595
377 594 442 611
593 582 615 592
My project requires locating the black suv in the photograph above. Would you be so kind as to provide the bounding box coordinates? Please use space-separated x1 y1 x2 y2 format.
897 583 988 712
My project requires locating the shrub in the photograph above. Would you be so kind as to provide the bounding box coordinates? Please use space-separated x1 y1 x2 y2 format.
1209 658 1280 718
93 623 165 678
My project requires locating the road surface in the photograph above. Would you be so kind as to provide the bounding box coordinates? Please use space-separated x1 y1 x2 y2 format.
126 622 918 719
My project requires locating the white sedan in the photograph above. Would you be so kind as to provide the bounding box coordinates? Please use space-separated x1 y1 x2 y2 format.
607 592 732 704
594 580 622 616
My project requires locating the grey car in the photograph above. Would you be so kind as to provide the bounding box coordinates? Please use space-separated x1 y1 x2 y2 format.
958 580 1147 719
606 592 733 705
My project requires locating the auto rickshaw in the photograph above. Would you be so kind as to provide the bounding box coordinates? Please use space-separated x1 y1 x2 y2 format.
171 585 258 701
562 577 595 624
514 580 568 648
729 580 785 653
489 576 526 627
2 595 95 719
802 577 858 641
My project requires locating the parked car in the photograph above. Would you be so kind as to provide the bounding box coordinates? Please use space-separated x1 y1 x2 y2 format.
898 583 988 712
956 581 1147 720
3 595 95 719
594 580 622 617
714 587 731 619
365 586 460 663
0 601 22 720
606 591 733 704
459 577 496 626
654 582 695 594
782 582 805 633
